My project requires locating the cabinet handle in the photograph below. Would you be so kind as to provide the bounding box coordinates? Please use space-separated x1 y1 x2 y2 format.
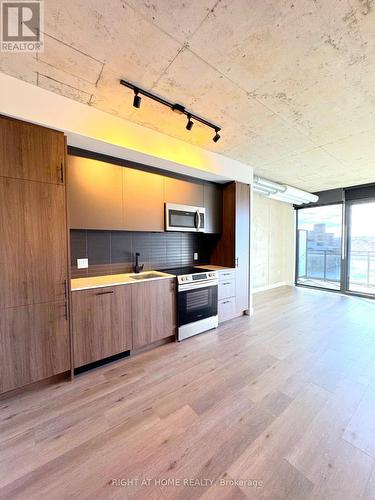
64 279 68 320
222 282 231 286
235 257 239 268
222 300 230 304
95 290 114 296
58 163 64 184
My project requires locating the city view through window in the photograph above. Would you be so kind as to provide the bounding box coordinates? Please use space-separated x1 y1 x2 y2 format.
297 201 375 295
348 201 375 294
297 205 342 290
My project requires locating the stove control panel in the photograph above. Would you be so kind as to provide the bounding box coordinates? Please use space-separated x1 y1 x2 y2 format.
177 271 218 284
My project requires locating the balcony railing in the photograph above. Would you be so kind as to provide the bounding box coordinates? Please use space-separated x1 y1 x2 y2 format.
298 249 375 288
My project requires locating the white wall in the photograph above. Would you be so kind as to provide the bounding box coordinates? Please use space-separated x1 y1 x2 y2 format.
252 193 295 292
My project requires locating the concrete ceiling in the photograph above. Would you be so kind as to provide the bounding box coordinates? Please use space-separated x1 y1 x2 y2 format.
1 0 375 192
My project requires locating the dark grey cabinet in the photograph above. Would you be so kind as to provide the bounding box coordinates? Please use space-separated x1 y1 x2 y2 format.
204 183 222 233
68 155 124 230
67 155 222 234
123 168 164 231
164 177 204 206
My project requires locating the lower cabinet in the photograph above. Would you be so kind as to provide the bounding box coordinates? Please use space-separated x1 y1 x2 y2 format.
132 279 176 349
72 285 132 367
217 269 238 323
72 278 177 367
0 301 70 393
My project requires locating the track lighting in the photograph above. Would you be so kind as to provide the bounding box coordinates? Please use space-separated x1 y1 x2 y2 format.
186 114 193 131
120 78 221 142
133 90 141 108
213 128 221 142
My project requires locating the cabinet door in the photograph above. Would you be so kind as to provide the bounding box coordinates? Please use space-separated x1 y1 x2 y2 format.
0 115 65 184
204 183 222 233
0 177 67 309
132 279 176 349
72 285 132 367
235 182 250 313
123 168 164 231
67 155 124 230
164 177 204 207
0 301 70 393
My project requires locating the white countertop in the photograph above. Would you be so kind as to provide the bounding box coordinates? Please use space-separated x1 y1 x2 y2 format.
71 270 175 291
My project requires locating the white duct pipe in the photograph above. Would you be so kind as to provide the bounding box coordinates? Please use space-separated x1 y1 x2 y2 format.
253 175 318 205
283 186 318 203
253 184 277 195
253 175 286 193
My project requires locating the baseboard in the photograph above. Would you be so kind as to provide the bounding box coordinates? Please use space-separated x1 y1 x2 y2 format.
252 282 293 293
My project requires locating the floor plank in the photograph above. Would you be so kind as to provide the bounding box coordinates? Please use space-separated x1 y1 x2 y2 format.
1 286 375 499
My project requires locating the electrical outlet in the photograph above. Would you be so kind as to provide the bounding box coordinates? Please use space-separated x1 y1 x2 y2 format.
194 252 198 261
77 258 88 269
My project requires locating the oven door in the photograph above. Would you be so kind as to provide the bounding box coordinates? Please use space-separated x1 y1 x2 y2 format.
165 203 205 232
178 280 218 326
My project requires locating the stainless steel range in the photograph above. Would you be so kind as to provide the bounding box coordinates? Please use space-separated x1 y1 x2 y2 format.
163 266 218 341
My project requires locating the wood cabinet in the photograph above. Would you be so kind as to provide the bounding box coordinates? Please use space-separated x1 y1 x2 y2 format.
0 177 67 308
72 285 132 367
211 182 250 316
72 278 176 366
235 182 250 313
164 177 204 207
123 168 164 231
0 301 70 393
68 155 124 230
0 115 65 184
204 183 222 233
0 115 70 394
132 279 176 349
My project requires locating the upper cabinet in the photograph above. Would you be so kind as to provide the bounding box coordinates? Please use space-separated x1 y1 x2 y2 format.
123 168 164 231
164 177 204 207
67 154 222 234
204 183 222 234
68 156 124 230
0 115 65 184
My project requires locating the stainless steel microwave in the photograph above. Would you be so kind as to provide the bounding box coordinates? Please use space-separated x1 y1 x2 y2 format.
165 203 205 232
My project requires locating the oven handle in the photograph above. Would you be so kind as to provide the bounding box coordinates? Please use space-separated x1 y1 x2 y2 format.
178 280 218 292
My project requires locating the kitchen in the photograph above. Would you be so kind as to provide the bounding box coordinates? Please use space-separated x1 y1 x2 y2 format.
0 114 250 392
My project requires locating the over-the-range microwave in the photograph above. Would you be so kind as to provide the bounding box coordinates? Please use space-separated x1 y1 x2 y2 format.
165 203 205 232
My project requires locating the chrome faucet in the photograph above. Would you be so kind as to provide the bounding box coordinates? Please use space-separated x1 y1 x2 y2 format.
134 252 144 274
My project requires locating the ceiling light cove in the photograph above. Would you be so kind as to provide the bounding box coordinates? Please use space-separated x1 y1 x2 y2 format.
120 79 221 143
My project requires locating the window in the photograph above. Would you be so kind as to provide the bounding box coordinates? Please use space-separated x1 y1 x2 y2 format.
296 205 342 290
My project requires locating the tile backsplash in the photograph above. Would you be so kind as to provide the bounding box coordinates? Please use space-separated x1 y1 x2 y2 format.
71 230 219 278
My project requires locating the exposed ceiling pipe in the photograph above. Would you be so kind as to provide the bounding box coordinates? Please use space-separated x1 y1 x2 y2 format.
252 175 319 205
253 175 287 193
253 184 277 195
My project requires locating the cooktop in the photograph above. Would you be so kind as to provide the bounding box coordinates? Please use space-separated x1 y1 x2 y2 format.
160 266 212 277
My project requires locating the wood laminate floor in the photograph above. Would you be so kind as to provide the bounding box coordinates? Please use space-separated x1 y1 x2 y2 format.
1 286 375 499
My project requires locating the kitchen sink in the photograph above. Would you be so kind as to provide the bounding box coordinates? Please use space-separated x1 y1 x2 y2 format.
129 272 163 280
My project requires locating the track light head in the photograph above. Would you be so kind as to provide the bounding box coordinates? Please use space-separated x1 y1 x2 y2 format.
186 115 193 131
213 128 221 143
133 90 141 109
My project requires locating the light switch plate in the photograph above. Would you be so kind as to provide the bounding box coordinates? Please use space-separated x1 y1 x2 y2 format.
194 252 198 260
77 258 88 269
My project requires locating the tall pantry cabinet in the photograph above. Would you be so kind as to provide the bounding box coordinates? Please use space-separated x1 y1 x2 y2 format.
0 115 70 393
